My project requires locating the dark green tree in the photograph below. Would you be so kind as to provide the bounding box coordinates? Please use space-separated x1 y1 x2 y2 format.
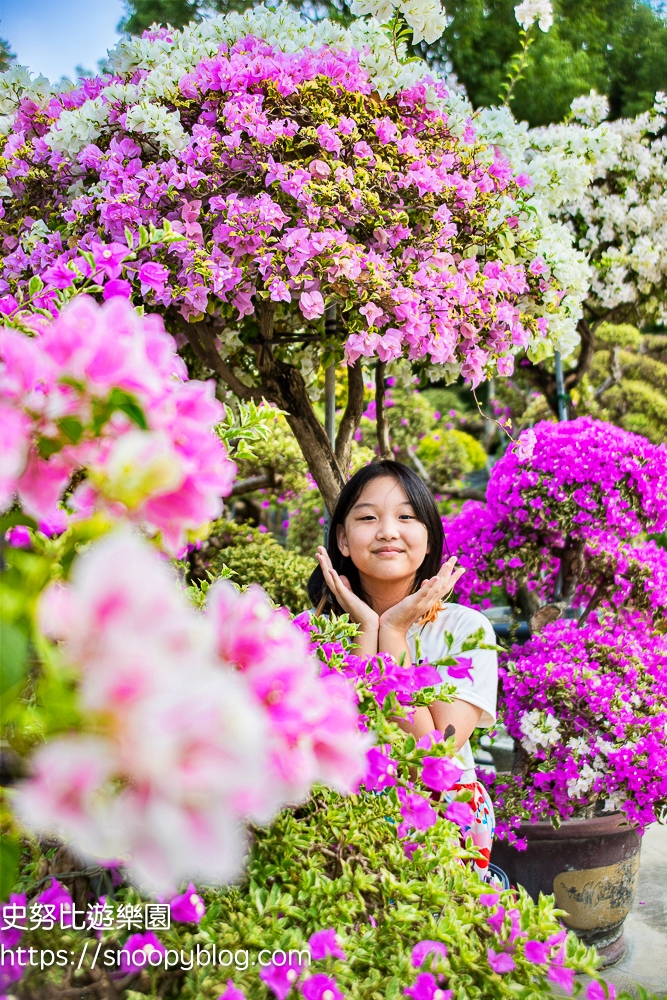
118 0 354 34
0 33 16 73
427 0 667 125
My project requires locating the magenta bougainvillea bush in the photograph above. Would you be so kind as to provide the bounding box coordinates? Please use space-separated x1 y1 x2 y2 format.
446 417 667 625
443 417 667 842
491 613 667 845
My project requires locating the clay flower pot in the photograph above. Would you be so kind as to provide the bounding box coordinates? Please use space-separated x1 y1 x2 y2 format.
491 812 641 966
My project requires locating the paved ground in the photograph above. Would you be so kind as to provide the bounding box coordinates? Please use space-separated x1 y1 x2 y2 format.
573 822 667 997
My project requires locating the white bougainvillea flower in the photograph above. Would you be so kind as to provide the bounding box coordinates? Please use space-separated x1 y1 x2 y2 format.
514 0 554 32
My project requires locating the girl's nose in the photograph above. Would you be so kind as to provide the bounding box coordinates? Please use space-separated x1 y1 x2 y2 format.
376 517 400 539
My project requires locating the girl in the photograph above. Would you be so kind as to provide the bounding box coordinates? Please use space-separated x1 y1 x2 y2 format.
309 460 498 877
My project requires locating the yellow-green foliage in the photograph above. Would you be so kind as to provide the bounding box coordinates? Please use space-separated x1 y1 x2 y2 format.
356 383 435 458
580 322 667 444
200 520 315 612
417 429 487 485
233 409 310 500
286 486 327 559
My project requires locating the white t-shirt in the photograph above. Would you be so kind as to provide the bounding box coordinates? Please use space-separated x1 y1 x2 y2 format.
407 603 498 783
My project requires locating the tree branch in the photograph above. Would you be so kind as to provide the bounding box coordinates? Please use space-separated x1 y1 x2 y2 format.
564 316 596 392
375 361 393 460
335 361 364 474
230 473 275 496
249 312 345 513
552 536 585 604
433 485 487 501
578 577 610 626
179 319 262 402
522 314 600 417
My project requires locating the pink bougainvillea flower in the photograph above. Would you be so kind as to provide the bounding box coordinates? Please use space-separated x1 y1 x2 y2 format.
308 928 345 961
206 580 369 818
362 745 397 792
36 879 76 928
218 982 246 1000
513 428 536 462
548 964 575 993
486 904 506 934
523 940 549 964
102 279 132 300
0 404 31 509
487 948 516 974
0 295 236 554
404 972 452 1000
5 524 31 548
0 947 23 992
445 658 474 682
444 800 473 830
586 982 616 1000
260 955 305 999
299 973 343 1000
118 932 166 974
167 883 206 923
397 788 438 835
299 290 325 320
15 529 271 894
421 756 464 792
411 940 448 968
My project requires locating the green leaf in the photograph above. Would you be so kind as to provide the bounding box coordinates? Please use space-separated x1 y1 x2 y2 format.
0 836 21 901
28 275 44 297
461 627 485 651
385 976 401 1000
0 620 28 694
107 388 148 430
57 415 84 445
37 436 62 459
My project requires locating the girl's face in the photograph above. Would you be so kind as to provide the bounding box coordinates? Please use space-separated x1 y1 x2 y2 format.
336 476 430 586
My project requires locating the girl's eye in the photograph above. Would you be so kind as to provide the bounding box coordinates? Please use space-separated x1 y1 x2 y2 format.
399 514 415 520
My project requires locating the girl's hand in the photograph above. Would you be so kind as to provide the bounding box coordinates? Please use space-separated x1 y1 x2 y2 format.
316 547 380 633
379 556 466 636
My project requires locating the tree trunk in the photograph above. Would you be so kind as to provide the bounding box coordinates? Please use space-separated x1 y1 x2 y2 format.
180 312 353 513
335 360 364 476
375 361 393 460
523 315 598 418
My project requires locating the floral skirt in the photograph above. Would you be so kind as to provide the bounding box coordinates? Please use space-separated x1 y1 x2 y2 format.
445 780 495 879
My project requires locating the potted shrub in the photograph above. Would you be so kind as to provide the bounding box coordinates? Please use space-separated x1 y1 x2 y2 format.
444 416 667 964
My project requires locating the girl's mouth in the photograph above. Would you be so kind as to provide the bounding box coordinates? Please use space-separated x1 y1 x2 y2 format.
373 547 405 555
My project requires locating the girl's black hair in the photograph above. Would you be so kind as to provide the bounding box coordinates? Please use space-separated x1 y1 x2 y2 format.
307 460 445 614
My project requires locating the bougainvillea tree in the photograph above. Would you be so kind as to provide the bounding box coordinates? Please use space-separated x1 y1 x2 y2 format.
444 417 667 842
492 612 667 844
446 416 667 627
486 89 667 410
0 2 590 509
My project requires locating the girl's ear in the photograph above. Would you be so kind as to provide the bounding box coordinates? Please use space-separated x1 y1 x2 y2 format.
336 522 350 558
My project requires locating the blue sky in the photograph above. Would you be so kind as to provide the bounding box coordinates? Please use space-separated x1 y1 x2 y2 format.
0 0 125 82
